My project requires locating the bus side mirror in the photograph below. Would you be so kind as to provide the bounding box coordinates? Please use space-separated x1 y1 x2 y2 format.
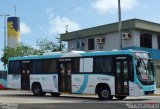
149 60 154 71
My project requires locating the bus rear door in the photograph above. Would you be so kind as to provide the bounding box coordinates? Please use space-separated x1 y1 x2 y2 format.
21 61 31 90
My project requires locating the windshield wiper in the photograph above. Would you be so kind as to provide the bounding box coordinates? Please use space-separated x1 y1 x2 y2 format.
140 58 148 70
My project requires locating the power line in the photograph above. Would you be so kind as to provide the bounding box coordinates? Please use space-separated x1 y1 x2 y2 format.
30 0 90 27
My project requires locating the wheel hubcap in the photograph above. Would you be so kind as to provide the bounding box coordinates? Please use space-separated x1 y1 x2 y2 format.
102 90 109 97
34 87 40 94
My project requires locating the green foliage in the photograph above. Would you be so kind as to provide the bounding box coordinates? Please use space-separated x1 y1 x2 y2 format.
36 38 66 54
1 43 41 65
1 38 65 65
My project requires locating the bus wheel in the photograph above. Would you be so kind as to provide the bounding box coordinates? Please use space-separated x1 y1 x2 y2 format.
98 87 111 100
115 96 126 100
32 83 45 96
50 92 61 97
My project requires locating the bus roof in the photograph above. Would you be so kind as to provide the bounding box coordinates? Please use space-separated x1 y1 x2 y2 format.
8 50 148 61
0 70 7 72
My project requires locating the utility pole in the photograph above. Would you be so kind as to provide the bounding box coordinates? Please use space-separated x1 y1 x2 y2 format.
57 34 62 51
0 14 10 69
118 0 122 50
0 14 10 49
13 4 17 16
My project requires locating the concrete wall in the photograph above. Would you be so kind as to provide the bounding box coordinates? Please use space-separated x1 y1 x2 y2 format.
67 30 141 51
123 30 140 48
152 33 158 49
67 32 121 52
67 30 160 51
91 33 120 51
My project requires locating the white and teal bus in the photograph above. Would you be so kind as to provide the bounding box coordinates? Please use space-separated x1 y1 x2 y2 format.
7 50 156 100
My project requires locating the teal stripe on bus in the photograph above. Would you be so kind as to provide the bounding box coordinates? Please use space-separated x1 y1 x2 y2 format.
9 54 63 61
80 50 133 57
74 74 89 94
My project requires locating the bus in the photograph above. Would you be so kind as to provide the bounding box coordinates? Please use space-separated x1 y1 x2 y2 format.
7 50 156 100
0 70 7 89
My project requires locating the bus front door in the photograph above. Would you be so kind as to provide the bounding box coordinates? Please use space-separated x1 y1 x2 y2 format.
59 62 72 92
115 58 129 95
21 61 30 90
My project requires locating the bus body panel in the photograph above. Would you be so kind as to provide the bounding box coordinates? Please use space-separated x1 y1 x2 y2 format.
30 74 59 92
72 74 115 95
8 74 21 89
7 50 156 99
134 76 156 94
0 70 7 89
129 81 144 96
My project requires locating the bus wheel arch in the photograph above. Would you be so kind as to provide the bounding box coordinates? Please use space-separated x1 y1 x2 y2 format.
31 82 46 96
95 83 112 100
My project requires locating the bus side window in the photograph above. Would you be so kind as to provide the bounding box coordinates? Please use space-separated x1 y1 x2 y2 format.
94 57 112 74
81 58 93 73
43 60 56 73
50 60 57 73
32 60 42 73
9 62 14 73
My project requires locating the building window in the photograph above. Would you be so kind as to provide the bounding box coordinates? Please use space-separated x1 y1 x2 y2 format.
88 38 95 50
140 33 152 48
158 36 160 49
94 57 112 74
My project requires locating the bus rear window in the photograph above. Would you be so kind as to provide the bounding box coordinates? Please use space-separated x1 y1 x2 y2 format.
9 61 20 74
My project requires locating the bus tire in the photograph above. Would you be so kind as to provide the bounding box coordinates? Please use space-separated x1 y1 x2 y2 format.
115 96 126 100
50 92 61 97
98 86 111 100
32 83 46 96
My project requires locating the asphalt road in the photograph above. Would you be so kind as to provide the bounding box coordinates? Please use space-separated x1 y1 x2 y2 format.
0 90 159 109
18 103 128 109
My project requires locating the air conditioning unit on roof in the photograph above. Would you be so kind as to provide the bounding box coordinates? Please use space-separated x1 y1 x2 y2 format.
96 37 105 44
122 33 131 40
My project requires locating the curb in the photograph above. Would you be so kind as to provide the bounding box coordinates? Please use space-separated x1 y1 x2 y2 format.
149 94 160 96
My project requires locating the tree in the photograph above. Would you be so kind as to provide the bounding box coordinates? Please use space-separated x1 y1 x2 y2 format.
1 43 41 65
36 38 66 54
1 38 65 66
56 37 66 51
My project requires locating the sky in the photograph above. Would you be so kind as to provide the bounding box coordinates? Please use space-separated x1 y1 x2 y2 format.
0 0 160 69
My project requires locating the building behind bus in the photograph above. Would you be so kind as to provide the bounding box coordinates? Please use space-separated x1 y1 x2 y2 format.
60 18 160 88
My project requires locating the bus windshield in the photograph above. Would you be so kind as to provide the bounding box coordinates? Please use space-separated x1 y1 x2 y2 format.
134 52 155 85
